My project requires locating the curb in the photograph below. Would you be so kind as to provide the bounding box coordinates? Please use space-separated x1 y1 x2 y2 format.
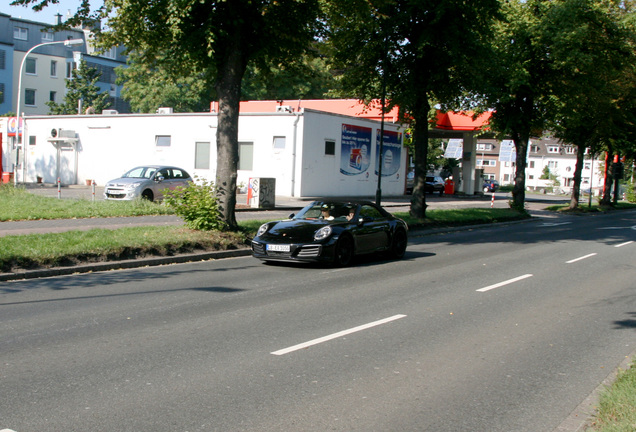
0 248 252 282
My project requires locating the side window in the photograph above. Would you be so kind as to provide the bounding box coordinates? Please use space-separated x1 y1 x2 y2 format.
157 168 171 179
360 205 383 220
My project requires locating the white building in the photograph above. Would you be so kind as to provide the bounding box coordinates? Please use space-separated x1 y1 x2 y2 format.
0 106 408 198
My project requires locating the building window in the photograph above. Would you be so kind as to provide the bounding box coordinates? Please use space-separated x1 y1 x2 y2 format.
529 175 534 180
25 89 36 106
194 142 211 169
530 145 539 153
14 27 28 40
41 32 54 42
477 159 496 167
155 135 171 147
0 83 4 104
0 49 5 70
273 136 286 150
49 91 56 102
50 60 57 77
325 140 335 156
584 162 591 170
66 61 76 78
547 146 559 153
477 143 493 151
102 47 116 59
565 146 576 154
239 142 254 170
25 58 37 75
29 136 36 145
548 161 558 169
529 161 535 168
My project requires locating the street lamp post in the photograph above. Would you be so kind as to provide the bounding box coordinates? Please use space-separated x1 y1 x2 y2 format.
15 38 84 184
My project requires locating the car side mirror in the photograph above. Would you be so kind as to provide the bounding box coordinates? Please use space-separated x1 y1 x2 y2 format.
155 175 165 183
288 213 295 219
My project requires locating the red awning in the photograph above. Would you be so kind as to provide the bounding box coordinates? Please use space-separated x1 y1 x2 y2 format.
434 111 492 131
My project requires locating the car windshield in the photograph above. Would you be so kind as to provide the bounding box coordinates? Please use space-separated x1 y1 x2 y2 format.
294 202 357 221
122 167 157 179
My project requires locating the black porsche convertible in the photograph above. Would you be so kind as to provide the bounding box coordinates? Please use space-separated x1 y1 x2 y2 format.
251 200 408 266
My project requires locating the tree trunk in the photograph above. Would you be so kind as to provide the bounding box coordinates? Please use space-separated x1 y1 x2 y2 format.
568 144 586 209
214 49 247 231
600 149 613 206
409 100 430 219
511 130 529 212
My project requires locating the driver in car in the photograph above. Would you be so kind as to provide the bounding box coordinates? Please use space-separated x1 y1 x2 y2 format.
320 204 335 220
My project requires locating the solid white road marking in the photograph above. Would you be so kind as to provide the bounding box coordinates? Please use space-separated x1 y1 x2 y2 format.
1 429 18 432
271 314 407 356
476 274 533 293
616 241 634 248
566 253 597 264
541 222 572 227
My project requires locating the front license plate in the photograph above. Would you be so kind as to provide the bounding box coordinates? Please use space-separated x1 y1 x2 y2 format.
267 244 290 252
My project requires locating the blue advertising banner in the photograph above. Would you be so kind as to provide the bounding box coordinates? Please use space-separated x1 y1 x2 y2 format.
340 124 372 176
375 129 402 177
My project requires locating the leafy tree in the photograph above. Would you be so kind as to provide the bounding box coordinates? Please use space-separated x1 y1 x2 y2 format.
118 48 339 113
539 166 551 180
541 0 636 209
116 52 215 113
46 59 110 115
481 0 557 212
325 0 500 218
15 0 322 230
242 51 340 100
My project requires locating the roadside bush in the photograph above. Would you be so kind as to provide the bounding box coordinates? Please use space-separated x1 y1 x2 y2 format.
163 177 226 231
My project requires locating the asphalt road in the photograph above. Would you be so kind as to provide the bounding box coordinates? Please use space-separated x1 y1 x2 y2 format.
1 209 634 431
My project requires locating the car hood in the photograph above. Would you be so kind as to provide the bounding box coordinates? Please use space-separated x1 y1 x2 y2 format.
106 178 148 186
259 219 346 243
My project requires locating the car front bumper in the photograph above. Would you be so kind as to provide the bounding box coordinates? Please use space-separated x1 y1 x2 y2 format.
251 239 337 263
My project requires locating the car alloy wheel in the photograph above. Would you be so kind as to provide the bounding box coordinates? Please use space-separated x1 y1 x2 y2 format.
391 229 407 259
334 235 354 267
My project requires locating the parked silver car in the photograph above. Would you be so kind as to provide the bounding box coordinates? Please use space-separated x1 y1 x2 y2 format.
104 165 192 201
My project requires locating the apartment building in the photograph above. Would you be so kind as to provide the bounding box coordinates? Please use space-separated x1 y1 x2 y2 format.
0 12 128 117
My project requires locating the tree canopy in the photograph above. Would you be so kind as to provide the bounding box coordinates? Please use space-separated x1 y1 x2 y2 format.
325 0 500 217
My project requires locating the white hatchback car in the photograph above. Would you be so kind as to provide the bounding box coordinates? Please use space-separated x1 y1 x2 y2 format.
104 165 192 201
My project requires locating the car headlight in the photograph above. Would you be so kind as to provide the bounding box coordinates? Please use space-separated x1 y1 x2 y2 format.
125 182 142 190
314 226 332 241
257 223 269 237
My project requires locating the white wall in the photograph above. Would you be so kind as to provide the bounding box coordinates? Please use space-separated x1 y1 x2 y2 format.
22 113 218 185
299 110 406 197
16 109 407 197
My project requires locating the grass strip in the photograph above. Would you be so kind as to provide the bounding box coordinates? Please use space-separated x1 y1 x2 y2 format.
586 362 636 431
0 184 172 221
546 202 636 213
0 226 247 272
395 207 529 229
